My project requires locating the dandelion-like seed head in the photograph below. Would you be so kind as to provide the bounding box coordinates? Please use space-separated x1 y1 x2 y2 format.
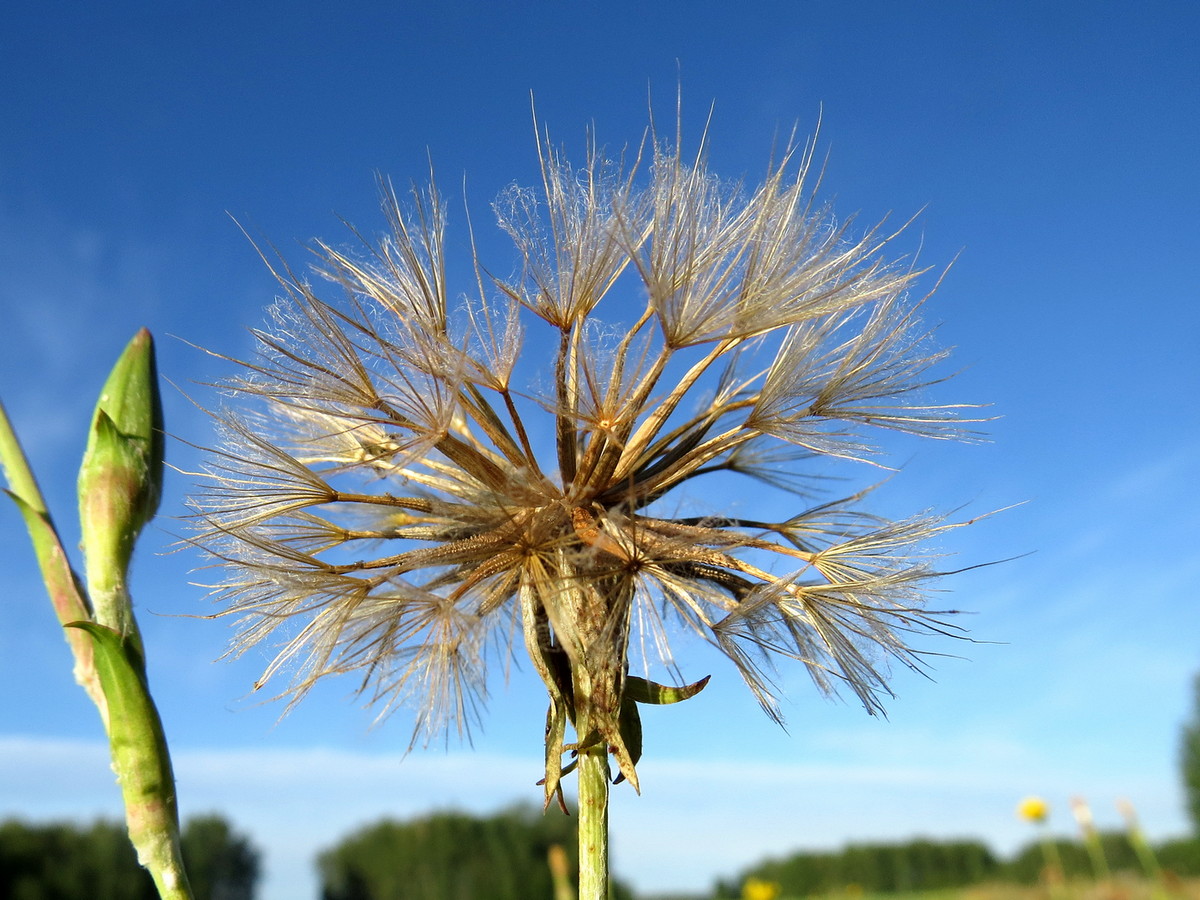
193 110 983 801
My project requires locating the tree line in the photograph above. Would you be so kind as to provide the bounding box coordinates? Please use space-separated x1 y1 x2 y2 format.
1 805 637 900
713 833 1200 898
0 815 258 900
9 664 1200 900
713 838 998 897
318 803 635 900
704 643 1200 898
7 810 1200 900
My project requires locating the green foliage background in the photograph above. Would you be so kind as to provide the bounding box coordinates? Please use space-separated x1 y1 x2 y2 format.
6 807 1200 900
714 834 1200 899
1180 673 1200 836
318 804 634 900
713 839 1001 898
0 815 259 900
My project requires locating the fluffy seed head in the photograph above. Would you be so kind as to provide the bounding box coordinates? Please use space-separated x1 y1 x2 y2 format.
193 111 983 795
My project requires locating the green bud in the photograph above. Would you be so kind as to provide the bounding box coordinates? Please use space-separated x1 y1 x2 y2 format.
78 329 164 637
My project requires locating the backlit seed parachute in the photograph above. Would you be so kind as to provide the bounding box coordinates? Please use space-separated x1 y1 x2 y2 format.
192 112 982 799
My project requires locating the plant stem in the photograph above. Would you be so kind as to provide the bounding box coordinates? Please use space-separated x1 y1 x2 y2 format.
548 843 575 900
1038 834 1065 900
577 741 610 900
0 400 104 711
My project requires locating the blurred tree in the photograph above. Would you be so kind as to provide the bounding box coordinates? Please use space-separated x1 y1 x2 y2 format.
1181 672 1200 835
1005 832 1146 884
319 805 634 900
0 815 259 900
721 838 999 896
0 819 154 899
718 831 1200 898
181 815 260 900
1154 837 1200 876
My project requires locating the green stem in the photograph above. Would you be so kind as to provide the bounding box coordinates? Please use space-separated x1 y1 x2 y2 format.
3 335 194 900
577 742 610 900
1039 835 1063 886
0 398 42 504
1081 827 1111 883
548 844 575 900
1122 808 1165 885
0 399 104 713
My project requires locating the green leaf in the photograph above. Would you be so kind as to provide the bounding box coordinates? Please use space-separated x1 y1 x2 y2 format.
4 489 91 625
0 399 46 512
613 696 643 786
67 621 192 899
624 674 710 705
611 675 711 787
66 622 173 813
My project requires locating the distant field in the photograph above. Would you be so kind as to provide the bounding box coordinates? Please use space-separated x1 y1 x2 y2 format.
649 883 1200 900
777 881 1200 900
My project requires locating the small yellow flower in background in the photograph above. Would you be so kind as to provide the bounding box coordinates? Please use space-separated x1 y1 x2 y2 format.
742 876 782 900
1019 795 1063 892
1018 796 1050 823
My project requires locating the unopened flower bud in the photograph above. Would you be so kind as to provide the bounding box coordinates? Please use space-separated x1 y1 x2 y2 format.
77 329 164 636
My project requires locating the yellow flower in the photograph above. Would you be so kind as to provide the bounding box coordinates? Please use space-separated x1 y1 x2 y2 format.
1018 796 1050 823
743 877 782 900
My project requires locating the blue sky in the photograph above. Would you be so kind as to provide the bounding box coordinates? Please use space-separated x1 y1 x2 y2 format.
2 2 1198 897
